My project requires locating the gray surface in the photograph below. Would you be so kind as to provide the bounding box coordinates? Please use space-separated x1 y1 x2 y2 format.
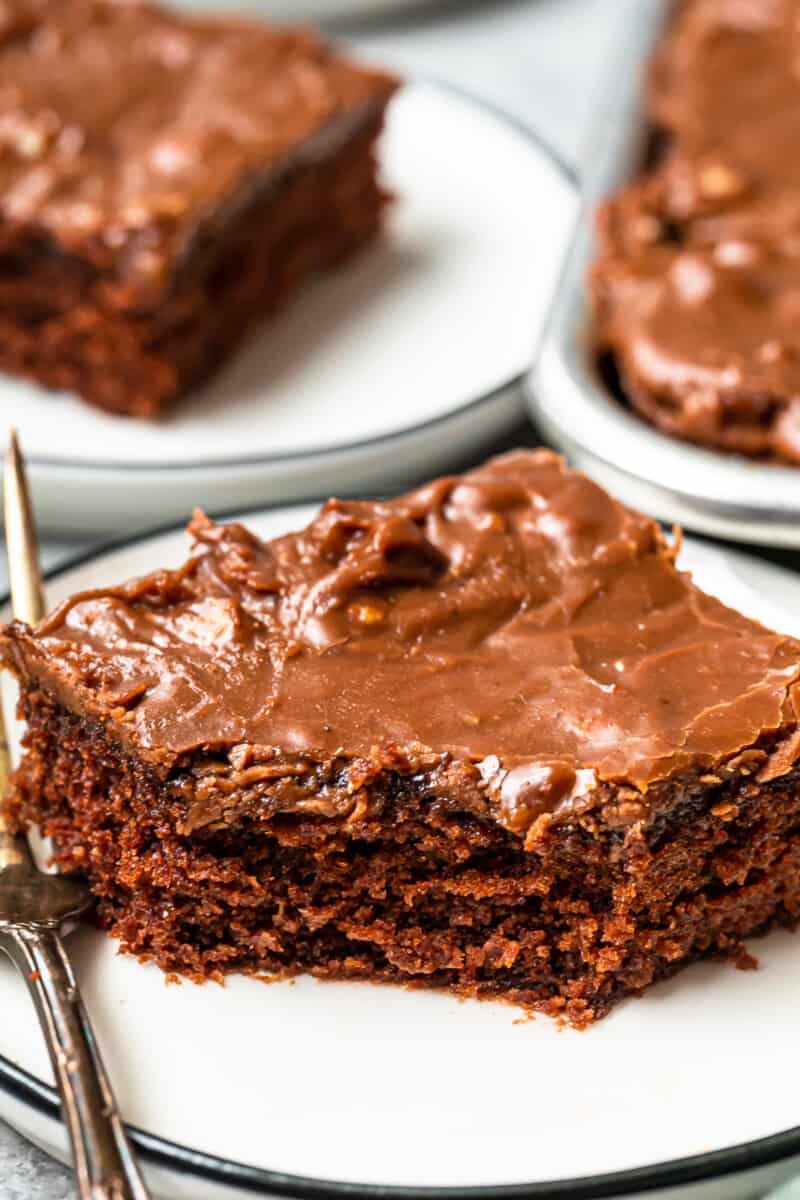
0 0 640 1195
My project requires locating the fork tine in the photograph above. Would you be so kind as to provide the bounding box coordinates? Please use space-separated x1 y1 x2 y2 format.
1 442 150 1197
4 429 45 626
1 448 150 1200
0 432 35 862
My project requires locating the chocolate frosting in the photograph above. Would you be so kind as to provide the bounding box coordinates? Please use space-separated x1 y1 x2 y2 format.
5 452 800 825
593 240 800 459
0 0 395 299
650 0 798 191
592 0 800 462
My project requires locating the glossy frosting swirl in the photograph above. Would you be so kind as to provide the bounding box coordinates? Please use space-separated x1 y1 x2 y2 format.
5 452 800 829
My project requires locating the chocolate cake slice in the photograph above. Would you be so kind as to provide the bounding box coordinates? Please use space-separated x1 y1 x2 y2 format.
4 450 800 1025
0 0 397 417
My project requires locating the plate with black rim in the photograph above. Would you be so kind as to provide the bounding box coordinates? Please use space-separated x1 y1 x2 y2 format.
5 80 576 538
4 504 800 1200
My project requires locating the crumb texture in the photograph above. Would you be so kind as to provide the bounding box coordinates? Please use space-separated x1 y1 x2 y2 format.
10 690 800 1026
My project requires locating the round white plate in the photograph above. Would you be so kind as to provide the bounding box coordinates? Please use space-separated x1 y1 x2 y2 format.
8 82 576 536
3 509 800 1199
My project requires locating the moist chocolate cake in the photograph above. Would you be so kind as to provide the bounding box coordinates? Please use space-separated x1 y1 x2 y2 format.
591 0 800 462
0 0 397 417
4 450 800 1025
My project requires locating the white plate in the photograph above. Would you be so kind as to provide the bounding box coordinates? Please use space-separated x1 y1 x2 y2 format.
7 82 576 536
3 510 800 1200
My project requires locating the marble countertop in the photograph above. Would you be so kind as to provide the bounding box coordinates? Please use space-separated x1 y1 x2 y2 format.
0 1 690 1196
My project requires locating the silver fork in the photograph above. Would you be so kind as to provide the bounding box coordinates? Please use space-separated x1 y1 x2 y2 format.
0 430 150 1200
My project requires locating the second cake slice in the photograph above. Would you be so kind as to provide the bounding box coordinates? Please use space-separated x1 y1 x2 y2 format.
0 0 397 416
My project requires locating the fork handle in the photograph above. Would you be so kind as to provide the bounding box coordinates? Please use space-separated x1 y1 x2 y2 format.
0 925 150 1200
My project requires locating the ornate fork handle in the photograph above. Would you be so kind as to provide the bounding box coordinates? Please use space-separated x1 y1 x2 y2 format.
0 924 149 1200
